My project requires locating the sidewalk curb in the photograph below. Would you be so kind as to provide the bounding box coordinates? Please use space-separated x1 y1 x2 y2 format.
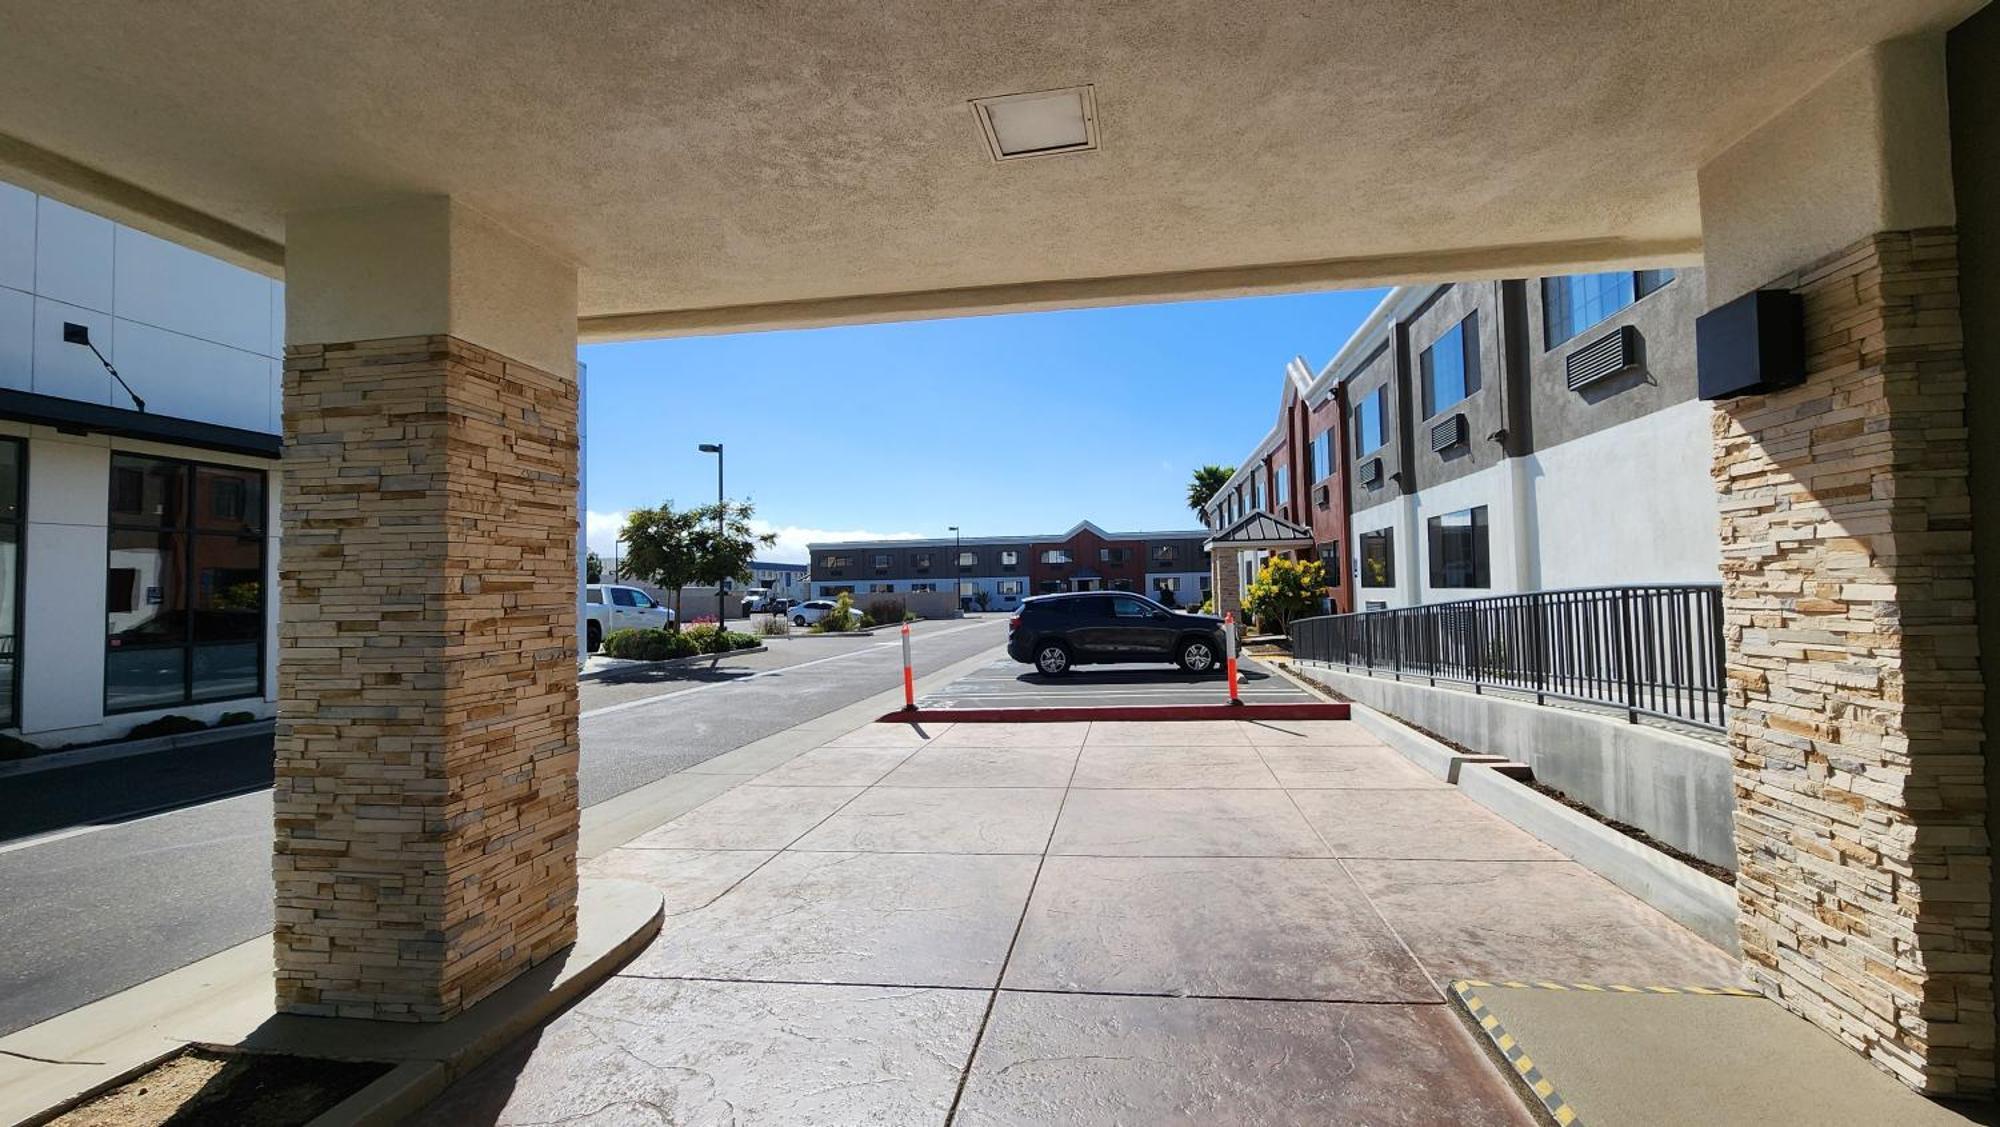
881 703 1351 723
579 645 768 682
0 719 275 780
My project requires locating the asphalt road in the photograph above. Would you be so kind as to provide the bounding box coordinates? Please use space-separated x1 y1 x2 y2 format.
0 616 1010 1037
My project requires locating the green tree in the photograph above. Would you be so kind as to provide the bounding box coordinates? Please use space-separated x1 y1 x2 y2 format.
585 550 603 584
1243 556 1327 634
1186 464 1234 518
690 500 778 598
619 503 705 617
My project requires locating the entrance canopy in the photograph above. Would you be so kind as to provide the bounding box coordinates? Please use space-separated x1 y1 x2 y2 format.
1204 511 1313 553
0 1 1979 336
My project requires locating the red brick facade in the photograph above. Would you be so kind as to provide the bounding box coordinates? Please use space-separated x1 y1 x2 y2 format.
1027 526 1146 592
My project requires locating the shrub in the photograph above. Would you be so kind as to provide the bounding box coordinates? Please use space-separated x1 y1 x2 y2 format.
602 627 699 660
857 613 877 629
128 714 208 740
974 589 991 611
722 630 760 650
1243 556 1328 634
863 595 905 625
811 592 857 633
903 611 918 624
217 711 258 727
757 615 791 637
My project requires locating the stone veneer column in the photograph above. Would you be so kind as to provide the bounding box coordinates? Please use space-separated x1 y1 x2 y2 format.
276 334 579 1020
1211 547 1241 616
1713 228 1990 1093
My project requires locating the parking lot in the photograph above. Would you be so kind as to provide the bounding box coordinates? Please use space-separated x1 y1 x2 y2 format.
919 653 1319 710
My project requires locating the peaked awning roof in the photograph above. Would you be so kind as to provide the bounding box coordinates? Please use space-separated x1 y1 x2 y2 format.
1203 509 1313 551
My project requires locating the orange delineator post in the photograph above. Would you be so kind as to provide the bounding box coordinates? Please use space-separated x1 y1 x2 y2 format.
901 621 916 710
1224 612 1241 705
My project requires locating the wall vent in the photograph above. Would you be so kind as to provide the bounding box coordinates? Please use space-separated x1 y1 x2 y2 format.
1566 324 1641 390
1428 413 1468 453
1359 458 1383 488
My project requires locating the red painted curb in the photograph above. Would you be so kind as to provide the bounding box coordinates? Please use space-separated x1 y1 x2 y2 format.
876 703 1351 724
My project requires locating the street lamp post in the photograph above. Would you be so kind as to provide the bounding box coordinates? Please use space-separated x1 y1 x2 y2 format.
699 442 724 624
949 525 961 614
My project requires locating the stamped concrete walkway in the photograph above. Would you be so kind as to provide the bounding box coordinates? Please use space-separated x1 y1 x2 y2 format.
424 718 1742 1125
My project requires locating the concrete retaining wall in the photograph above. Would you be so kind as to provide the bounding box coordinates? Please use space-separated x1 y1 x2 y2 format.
1296 662 1737 870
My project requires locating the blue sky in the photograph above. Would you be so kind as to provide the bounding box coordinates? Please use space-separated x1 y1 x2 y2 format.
581 287 1388 562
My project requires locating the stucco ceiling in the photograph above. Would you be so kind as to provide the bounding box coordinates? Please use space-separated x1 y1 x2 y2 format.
0 1 1982 333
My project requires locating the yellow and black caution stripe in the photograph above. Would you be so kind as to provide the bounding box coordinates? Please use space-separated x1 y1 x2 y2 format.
1448 979 1760 1127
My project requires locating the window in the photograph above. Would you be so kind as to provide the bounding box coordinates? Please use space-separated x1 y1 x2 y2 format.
106 455 267 712
1311 430 1332 481
1200 574 1213 593
585 588 603 605
1274 464 1290 511
1000 550 1018 568
0 440 19 726
1318 543 1342 588
1252 473 1267 512
1355 386 1386 456
1152 544 1177 566
873 553 891 572
1038 580 1063 594
1099 547 1130 564
1428 506 1491 588
912 553 931 572
869 583 895 594
1110 595 1155 618
911 582 937 592
1542 270 1676 348
958 551 976 569
1041 549 1071 565
999 580 1021 596
1420 312 1481 418
821 554 851 570
1109 578 1134 592
609 587 638 607
1358 528 1394 588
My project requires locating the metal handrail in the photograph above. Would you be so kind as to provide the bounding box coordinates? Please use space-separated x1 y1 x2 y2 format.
1291 584 1726 730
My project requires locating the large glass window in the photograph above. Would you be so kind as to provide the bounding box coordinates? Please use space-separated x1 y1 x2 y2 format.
0 440 20 727
1041 549 1071 565
1311 431 1332 481
1252 473 1267 512
1542 270 1676 348
1359 528 1394 588
1274 464 1290 511
1428 506 1491 589
1420 312 1481 418
107 455 267 712
1355 386 1386 456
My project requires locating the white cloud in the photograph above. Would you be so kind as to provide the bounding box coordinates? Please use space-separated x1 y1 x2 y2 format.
584 509 923 565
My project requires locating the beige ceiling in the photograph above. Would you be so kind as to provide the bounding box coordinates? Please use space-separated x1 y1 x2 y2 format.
0 1 1982 335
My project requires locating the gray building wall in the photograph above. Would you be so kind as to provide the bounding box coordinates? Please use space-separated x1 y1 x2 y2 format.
1403 281 1510 492
1524 268 1709 448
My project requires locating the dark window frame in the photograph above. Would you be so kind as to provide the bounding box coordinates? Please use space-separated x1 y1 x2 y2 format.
104 452 268 714
1420 311 1482 419
1358 527 1395 588
1542 270 1677 349
1354 386 1387 457
1427 506 1492 589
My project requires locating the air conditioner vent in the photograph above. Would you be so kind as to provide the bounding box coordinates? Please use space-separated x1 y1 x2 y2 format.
1429 414 1468 453
1567 324 1642 390
1359 458 1383 488
1314 484 1331 508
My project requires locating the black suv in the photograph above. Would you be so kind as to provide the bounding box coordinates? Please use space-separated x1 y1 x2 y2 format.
1007 592 1228 676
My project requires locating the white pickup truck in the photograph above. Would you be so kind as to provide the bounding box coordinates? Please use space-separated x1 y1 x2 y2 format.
584 584 676 652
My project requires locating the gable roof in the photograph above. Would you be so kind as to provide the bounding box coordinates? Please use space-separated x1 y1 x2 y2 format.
1203 508 1313 550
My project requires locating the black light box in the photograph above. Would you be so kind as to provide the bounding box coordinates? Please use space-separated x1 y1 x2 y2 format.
1697 289 1805 400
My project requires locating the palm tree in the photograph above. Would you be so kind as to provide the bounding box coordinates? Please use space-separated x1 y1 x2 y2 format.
1185 464 1234 518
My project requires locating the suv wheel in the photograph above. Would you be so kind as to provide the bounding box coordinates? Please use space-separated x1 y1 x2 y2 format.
1177 637 1217 674
586 621 602 654
1034 641 1072 676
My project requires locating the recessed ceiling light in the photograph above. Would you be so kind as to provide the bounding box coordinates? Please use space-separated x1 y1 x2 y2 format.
971 86 1098 162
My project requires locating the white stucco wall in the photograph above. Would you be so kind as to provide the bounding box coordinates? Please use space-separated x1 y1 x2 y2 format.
1525 398 1722 589
1409 460 1526 603
0 182 284 433
1 178 287 743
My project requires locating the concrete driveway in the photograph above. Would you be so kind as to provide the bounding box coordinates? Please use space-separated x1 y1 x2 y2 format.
919 654 1317 710
423 718 1740 1125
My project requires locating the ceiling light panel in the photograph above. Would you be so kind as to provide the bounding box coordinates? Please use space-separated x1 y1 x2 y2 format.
971 86 1098 161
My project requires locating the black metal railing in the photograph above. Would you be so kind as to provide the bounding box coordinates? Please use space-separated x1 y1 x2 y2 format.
1290 584 1726 730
